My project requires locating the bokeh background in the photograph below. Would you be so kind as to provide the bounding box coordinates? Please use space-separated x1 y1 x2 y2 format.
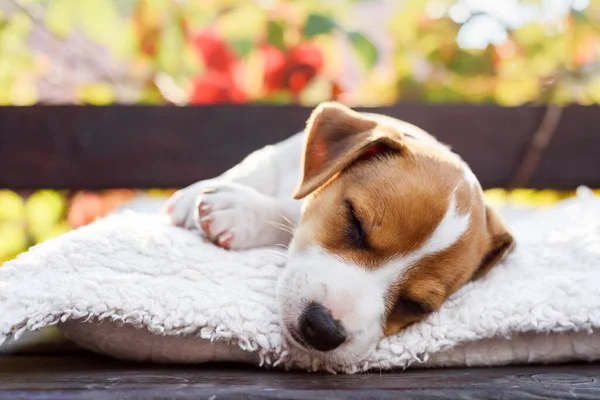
1 0 599 262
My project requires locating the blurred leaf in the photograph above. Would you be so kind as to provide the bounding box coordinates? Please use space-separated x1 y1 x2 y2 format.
353 72 399 105
0 221 27 263
304 14 337 38
494 77 539 106
11 74 37 105
347 31 378 70
484 188 566 207
423 82 467 103
0 190 25 221
230 39 253 58
79 0 123 54
113 20 138 59
447 49 494 76
387 1 427 44
44 0 76 38
6 12 32 36
587 75 600 103
506 189 561 207
299 76 332 105
156 14 186 75
25 190 66 238
182 43 204 77
145 189 176 197
33 221 70 244
513 23 547 46
137 83 165 104
217 4 266 41
506 189 537 205
267 21 286 50
132 0 163 56
114 0 138 15
483 188 508 207
77 83 115 105
0 11 36 104
532 189 563 206
256 90 294 104
244 47 265 98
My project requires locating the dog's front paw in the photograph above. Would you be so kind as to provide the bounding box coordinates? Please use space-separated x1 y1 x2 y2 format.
196 183 291 250
163 179 218 229
165 181 292 250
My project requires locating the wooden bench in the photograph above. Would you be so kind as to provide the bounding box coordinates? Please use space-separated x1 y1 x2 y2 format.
1 104 599 399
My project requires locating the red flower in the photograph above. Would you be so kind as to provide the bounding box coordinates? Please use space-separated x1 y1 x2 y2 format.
190 71 247 104
190 29 247 104
193 29 238 76
189 29 324 103
262 42 324 95
261 44 287 92
285 43 323 94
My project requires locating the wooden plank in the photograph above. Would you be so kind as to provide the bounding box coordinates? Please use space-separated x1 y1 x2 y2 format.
0 104 598 190
1 355 600 399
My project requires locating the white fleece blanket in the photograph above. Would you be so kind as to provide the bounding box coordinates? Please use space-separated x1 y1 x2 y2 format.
1 188 600 373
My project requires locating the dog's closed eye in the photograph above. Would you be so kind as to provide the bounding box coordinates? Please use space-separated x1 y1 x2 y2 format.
393 296 431 316
344 199 368 249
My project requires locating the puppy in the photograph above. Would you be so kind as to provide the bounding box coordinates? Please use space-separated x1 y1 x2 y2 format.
165 102 514 363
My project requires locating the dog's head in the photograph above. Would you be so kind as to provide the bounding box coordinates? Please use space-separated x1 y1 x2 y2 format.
277 102 514 363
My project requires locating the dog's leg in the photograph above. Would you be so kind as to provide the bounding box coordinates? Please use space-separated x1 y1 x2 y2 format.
165 132 304 249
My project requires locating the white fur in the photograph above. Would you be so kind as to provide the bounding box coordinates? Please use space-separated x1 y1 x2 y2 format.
278 246 386 361
463 162 479 188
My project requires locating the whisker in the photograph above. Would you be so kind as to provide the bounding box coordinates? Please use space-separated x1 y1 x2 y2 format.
269 249 289 258
264 252 288 263
258 248 290 262
265 248 289 258
277 212 295 229
268 220 295 232
266 221 295 235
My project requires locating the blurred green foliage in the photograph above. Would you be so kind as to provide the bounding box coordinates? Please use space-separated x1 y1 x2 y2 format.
385 0 600 106
0 0 597 106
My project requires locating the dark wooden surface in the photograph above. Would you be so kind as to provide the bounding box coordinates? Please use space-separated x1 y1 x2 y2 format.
1 355 600 399
1 104 598 190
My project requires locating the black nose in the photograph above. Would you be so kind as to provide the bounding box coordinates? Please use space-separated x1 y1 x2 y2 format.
298 303 347 352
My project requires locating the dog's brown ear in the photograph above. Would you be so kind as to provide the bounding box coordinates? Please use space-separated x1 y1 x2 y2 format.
472 205 515 280
293 102 404 199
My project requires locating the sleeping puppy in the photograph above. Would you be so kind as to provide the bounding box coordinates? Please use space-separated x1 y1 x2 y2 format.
165 102 514 362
